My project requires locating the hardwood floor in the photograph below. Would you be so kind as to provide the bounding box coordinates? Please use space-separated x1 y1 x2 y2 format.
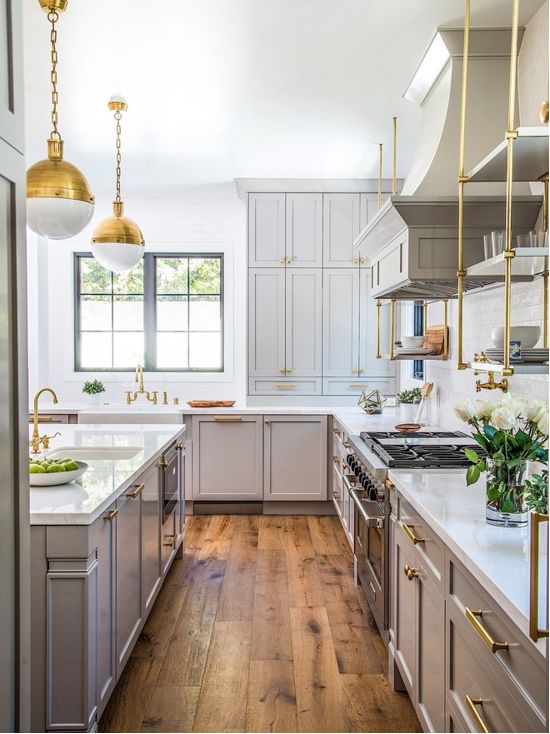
100 515 421 733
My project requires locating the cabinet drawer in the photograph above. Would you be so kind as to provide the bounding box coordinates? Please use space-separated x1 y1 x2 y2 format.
331 463 344 517
331 420 352 460
396 495 445 588
248 377 322 395
447 603 537 733
448 556 548 727
323 377 395 396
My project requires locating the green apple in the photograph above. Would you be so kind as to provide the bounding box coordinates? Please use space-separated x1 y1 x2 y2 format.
29 463 46 474
46 464 64 473
62 460 80 472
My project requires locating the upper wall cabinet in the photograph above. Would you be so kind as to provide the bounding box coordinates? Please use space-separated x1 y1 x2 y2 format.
286 193 323 267
248 193 286 266
0 0 24 153
249 269 286 375
285 268 322 376
323 193 361 267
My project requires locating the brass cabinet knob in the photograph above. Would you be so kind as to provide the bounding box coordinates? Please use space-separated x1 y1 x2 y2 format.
404 564 419 580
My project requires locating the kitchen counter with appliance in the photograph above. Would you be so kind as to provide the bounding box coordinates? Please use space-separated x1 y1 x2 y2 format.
28 423 186 525
387 468 547 651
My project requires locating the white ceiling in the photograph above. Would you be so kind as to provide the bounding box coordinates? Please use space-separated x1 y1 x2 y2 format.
23 0 545 194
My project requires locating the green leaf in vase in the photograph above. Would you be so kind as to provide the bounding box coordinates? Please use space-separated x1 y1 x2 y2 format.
465 448 481 464
466 465 481 485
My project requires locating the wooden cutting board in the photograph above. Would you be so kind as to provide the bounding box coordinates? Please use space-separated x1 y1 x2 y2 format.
187 400 236 408
423 326 448 355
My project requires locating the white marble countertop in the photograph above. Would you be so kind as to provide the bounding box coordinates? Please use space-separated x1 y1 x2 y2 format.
388 469 547 653
29 424 185 526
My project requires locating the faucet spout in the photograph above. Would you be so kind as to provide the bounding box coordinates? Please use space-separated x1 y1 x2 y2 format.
32 388 59 454
135 364 145 393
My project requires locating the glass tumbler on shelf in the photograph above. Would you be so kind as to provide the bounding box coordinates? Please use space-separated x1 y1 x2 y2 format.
529 230 548 248
516 233 531 248
491 230 505 256
483 234 492 259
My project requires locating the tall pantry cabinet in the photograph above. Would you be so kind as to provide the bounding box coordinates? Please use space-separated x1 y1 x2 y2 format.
247 189 395 398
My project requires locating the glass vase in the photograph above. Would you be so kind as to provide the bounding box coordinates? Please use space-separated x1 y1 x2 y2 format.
485 458 528 527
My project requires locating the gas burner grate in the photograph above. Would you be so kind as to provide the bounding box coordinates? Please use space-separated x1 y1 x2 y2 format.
359 430 484 469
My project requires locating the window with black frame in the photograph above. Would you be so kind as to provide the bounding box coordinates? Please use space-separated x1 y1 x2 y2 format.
75 253 224 371
412 300 424 380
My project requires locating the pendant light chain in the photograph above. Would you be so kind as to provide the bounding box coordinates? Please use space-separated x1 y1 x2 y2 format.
48 9 61 140
114 110 123 202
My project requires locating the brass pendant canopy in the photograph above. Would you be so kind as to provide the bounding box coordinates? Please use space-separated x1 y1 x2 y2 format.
92 201 144 246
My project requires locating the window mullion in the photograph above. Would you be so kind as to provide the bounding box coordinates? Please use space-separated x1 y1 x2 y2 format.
144 254 156 370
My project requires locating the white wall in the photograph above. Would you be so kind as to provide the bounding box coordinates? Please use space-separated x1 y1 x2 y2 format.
27 183 247 405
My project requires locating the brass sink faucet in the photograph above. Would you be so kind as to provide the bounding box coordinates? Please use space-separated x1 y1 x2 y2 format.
30 387 61 454
126 364 158 405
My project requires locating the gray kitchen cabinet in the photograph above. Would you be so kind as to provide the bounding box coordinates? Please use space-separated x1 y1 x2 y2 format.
286 193 323 266
193 415 263 500
249 267 322 387
359 269 395 377
331 461 344 518
116 484 143 674
91 503 117 716
323 268 360 376
249 268 286 376
248 377 322 396
286 268 322 376
323 193 361 267
141 462 161 615
263 415 327 501
248 193 286 266
392 521 418 692
392 521 445 732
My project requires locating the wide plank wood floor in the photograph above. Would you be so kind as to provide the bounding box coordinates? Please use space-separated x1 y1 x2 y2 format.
100 515 420 733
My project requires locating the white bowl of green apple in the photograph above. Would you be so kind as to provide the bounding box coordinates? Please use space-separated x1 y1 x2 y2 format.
29 457 88 487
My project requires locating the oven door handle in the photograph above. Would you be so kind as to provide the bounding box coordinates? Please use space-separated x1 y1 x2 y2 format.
347 485 385 529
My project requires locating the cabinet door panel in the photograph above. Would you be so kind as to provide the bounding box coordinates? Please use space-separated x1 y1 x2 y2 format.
0 0 24 152
141 462 161 615
249 269 286 376
193 416 263 500
286 193 322 267
116 493 142 673
417 573 445 733
92 504 116 715
323 269 360 376
393 524 417 694
264 416 327 501
359 269 395 377
248 193 285 266
323 193 360 267
286 268 322 376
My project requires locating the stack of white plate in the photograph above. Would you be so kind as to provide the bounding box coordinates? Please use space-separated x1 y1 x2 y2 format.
484 348 549 364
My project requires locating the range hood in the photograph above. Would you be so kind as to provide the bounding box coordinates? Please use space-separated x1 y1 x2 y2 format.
364 195 542 300
353 27 543 300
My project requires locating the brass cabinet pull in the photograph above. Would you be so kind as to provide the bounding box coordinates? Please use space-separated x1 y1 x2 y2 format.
279 257 286 264
332 455 340 464
214 415 242 421
404 564 419 580
276 384 295 389
333 492 341 500
163 534 176 548
158 459 168 468
176 442 183 450
349 384 369 389
125 483 144 499
466 695 490 733
385 479 394 491
265 419 271 425
529 511 550 641
465 608 509 653
401 522 426 545
333 427 341 436
103 509 118 522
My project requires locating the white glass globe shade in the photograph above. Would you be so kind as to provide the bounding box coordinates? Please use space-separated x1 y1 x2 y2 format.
27 197 94 239
91 242 144 273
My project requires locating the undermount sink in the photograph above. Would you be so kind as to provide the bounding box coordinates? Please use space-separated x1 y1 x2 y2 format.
47 446 142 461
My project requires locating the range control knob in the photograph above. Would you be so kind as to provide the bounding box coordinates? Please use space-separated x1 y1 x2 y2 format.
354 463 361 477
346 454 354 467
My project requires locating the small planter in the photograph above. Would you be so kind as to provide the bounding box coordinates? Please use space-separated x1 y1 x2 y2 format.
87 393 101 407
397 401 420 423
485 459 529 527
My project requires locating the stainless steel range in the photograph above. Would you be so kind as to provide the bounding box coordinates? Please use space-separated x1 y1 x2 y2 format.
346 430 479 641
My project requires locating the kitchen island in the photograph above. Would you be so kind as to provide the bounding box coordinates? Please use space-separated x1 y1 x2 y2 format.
29 424 186 733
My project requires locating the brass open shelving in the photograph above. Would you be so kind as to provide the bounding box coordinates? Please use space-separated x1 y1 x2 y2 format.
376 298 449 362
456 0 549 391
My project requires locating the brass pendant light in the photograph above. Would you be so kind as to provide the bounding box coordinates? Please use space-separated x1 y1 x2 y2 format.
91 97 145 273
27 0 95 239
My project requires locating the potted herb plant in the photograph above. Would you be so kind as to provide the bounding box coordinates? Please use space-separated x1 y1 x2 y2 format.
82 379 105 407
454 395 548 527
397 387 422 422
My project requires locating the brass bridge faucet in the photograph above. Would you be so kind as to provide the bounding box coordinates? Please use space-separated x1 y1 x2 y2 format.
30 387 61 454
126 364 158 405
